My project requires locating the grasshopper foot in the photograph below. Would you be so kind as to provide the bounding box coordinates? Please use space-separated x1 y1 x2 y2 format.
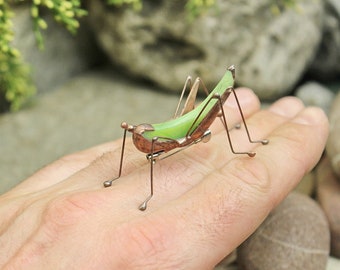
138 195 153 211
103 176 121 187
138 202 147 211
247 152 256 158
234 123 241 129
261 139 269 145
103 180 113 187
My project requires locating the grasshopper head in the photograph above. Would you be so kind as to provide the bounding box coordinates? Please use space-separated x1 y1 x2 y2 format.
134 123 155 134
227 65 235 79
121 122 135 132
121 122 154 135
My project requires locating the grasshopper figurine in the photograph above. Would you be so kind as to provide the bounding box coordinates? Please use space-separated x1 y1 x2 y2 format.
104 65 268 211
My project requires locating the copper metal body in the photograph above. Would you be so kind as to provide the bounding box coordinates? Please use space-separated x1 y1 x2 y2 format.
103 66 268 210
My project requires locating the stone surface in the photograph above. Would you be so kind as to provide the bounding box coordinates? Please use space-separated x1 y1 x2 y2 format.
215 251 237 269
214 263 237 270
308 0 340 80
327 256 340 270
237 192 330 270
317 157 340 258
12 4 101 94
0 69 180 193
88 0 323 100
326 91 340 177
294 171 316 196
295 81 335 115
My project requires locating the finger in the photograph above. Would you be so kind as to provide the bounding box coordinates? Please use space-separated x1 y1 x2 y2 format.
6 88 261 198
0 97 317 269
0 88 263 234
46 95 306 221
209 87 261 132
0 91 284 266
134 96 306 209
191 96 305 163
0 198 45 266
5 141 120 196
144 106 328 268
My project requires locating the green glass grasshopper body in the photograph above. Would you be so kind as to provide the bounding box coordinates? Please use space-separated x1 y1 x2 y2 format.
104 65 268 211
131 68 234 154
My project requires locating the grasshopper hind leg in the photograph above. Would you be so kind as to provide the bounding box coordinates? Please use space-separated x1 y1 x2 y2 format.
216 89 268 157
231 88 269 145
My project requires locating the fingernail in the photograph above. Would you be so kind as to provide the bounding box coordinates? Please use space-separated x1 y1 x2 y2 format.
225 88 257 109
268 97 304 118
292 107 328 126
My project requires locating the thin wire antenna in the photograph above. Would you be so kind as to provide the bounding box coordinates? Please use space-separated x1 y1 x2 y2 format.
174 76 211 118
197 77 210 96
174 76 192 118
181 77 212 117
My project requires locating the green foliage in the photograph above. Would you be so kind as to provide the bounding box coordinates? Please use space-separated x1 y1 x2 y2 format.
0 53 35 111
31 0 88 50
106 0 142 10
0 0 297 112
184 0 298 19
271 0 299 14
0 0 143 111
0 0 88 111
185 0 215 20
0 1 35 111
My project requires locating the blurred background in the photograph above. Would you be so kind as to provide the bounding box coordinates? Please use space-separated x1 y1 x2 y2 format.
0 1 340 269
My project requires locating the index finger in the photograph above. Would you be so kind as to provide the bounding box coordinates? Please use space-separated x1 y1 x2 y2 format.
136 103 329 268
5 88 261 197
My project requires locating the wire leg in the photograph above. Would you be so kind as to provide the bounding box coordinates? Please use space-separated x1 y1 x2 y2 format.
217 96 256 157
138 137 157 211
231 88 269 145
103 129 127 187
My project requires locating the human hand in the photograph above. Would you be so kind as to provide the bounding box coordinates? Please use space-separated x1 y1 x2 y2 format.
0 88 328 269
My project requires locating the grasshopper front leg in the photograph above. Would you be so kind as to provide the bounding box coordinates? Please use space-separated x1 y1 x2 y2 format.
138 136 157 211
139 136 180 211
103 122 131 187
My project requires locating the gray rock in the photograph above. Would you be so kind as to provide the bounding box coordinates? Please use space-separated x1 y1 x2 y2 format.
326 91 340 177
294 171 316 196
317 157 340 258
88 0 323 100
237 192 330 270
295 81 335 114
215 251 237 269
0 69 181 193
12 4 101 94
214 263 237 270
308 0 340 80
327 256 340 270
